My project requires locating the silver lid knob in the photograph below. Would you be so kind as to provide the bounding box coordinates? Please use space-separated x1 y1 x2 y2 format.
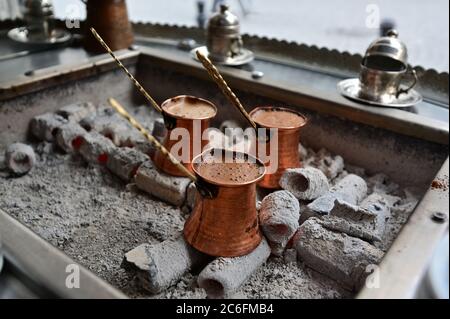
208 4 240 30
386 29 399 38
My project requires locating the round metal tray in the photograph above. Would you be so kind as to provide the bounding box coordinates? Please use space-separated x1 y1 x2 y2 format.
338 78 423 108
8 27 72 45
191 46 254 66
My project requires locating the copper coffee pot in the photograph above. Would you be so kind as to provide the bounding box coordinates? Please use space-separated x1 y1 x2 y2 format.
153 95 217 176
249 107 308 189
196 50 308 189
184 148 266 257
83 0 134 53
90 29 217 176
107 101 265 257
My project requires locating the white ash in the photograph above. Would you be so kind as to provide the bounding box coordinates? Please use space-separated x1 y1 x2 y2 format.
294 218 384 291
34 141 54 157
0 146 188 298
359 193 390 233
326 193 391 242
380 189 419 251
123 132 155 157
106 147 148 182
29 113 69 142
78 108 106 131
304 148 345 180
101 121 133 146
198 238 271 299
78 131 117 165
117 115 161 157
181 182 197 214
124 236 210 294
344 163 366 177
367 173 400 195
283 248 297 264
80 110 126 133
299 143 308 160
379 193 402 207
256 200 262 211
100 107 159 148
0 132 422 299
151 118 166 141
301 146 417 254
82 106 161 158
131 105 161 131
239 257 352 299
318 215 381 244
161 273 207 299
259 191 300 256
304 174 368 220
56 102 96 123
5 143 36 176
134 161 191 207
280 167 329 200
54 123 88 153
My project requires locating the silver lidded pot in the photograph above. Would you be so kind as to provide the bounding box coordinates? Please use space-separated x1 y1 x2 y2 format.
363 29 408 71
19 0 55 39
359 29 418 103
206 4 244 62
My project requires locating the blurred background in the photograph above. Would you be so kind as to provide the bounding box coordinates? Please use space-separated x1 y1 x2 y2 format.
51 0 450 72
1 0 448 71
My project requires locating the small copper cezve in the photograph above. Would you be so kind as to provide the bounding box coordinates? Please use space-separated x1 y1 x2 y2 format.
184 148 266 257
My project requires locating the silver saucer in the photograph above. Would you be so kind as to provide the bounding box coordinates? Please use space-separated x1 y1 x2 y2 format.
338 78 422 108
8 27 72 45
191 46 254 66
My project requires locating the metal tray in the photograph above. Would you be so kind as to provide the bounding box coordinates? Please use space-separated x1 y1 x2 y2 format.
0 44 448 299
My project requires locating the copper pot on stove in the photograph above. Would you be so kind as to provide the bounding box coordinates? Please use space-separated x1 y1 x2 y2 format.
153 95 218 176
184 148 266 257
250 106 308 189
83 0 134 53
87 29 217 177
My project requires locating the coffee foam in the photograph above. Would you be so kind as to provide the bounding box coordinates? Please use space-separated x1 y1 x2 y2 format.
163 96 216 119
196 152 262 185
251 108 305 128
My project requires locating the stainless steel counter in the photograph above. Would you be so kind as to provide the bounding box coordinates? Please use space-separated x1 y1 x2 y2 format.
1 28 448 129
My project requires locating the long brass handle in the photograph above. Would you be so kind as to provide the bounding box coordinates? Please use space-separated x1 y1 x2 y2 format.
91 28 162 113
107 98 197 183
196 50 257 130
